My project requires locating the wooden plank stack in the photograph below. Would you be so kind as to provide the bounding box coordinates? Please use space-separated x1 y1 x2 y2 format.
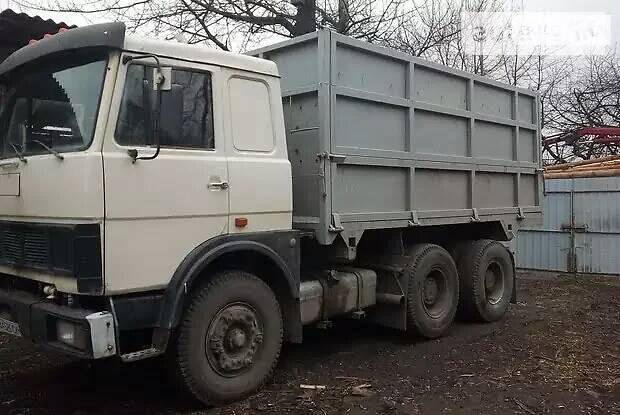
545 155 620 179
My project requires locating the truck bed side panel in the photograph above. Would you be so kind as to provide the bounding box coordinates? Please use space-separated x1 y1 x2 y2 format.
250 31 543 245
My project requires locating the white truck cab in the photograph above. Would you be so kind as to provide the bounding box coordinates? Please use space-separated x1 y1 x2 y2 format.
0 23 300 400
0 22 541 406
0 23 292 295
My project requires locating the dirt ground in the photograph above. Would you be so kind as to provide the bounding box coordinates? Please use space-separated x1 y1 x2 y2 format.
1 272 619 415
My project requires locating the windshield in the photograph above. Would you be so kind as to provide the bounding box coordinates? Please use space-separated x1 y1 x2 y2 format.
0 50 108 159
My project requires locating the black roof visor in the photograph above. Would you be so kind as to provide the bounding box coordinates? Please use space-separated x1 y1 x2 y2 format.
0 22 126 78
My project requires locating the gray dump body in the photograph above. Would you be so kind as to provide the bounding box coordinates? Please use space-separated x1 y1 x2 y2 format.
251 30 543 246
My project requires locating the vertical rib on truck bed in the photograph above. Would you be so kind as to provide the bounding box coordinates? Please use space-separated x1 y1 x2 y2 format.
250 30 543 246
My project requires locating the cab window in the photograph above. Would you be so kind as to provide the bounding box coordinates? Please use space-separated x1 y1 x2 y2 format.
0 51 108 158
115 64 215 149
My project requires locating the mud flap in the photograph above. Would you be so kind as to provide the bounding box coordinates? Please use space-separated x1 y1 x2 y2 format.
364 256 409 331
510 251 518 304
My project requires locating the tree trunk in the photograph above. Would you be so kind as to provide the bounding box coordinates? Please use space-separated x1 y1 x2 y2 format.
338 0 351 34
293 0 316 36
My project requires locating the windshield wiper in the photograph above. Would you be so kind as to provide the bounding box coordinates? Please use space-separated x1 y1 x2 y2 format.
8 143 27 163
31 140 64 161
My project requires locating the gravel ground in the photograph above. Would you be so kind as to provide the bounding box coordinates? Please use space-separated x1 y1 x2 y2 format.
0 272 619 415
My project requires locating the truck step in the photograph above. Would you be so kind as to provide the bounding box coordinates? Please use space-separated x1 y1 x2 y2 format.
120 347 162 362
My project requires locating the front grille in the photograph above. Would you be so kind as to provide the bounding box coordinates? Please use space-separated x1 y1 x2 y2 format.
2 228 22 263
0 222 102 293
0 224 55 270
23 230 49 267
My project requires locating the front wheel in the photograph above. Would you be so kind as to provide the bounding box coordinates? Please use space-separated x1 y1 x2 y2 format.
173 270 283 405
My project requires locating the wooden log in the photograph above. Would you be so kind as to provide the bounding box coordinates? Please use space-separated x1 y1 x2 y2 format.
545 155 620 171
570 159 620 169
545 168 620 179
569 162 620 172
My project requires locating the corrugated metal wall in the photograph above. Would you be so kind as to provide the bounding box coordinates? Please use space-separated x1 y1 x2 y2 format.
0 9 74 63
517 176 620 275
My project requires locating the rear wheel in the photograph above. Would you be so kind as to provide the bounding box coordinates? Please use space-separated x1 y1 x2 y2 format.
405 243 459 339
455 240 514 322
172 271 283 405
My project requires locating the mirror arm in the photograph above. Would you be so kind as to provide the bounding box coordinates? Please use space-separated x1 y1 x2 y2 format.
123 54 164 162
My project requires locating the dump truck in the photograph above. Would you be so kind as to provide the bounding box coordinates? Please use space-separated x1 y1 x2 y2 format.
0 23 543 405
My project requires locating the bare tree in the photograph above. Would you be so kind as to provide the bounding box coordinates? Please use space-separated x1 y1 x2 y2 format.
382 0 620 164
542 52 620 163
20 0 619 164
385 0 461 58
22 0 408 51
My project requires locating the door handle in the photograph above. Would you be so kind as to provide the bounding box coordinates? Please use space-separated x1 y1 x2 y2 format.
208 181 229 190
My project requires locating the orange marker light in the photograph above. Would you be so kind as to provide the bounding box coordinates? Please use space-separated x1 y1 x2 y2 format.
235 217 248 228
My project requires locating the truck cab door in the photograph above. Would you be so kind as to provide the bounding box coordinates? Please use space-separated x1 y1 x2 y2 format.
102 57 228 293
223 70 293 234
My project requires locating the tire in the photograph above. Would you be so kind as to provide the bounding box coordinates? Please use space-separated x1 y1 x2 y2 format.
405 243 459 339
455 240 514 322
172 270 283 405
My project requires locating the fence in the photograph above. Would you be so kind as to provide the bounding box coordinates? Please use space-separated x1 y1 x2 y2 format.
517 176 620 275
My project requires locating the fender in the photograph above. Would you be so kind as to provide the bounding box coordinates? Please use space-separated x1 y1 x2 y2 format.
158 230 301 332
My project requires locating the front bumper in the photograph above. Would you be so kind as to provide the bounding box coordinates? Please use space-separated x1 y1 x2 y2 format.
0 288 116 359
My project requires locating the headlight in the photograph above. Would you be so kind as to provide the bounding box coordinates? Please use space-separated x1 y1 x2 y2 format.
56 320 89 350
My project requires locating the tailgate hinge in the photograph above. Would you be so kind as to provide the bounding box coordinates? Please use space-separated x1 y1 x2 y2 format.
470 208 480 222
408 210 419 226
329 213 344 232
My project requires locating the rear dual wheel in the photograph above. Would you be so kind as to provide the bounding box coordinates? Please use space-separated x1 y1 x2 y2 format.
402 240 514 339
405 244 459 339
453 240 514 322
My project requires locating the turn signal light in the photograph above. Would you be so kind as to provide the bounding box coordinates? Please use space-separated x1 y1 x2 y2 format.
235 217 248 228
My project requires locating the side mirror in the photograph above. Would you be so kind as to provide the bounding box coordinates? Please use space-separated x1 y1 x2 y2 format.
158 84 184 146
128 81 182 162
123 57 175 162
153 67 172 91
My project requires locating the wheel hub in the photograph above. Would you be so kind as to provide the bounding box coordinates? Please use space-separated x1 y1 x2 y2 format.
484 262 505 305
206 304 263 377
420 269 450 319
227 328 247 350
423 277 439 305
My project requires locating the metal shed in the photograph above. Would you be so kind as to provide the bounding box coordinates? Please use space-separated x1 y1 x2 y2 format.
517 176 620 275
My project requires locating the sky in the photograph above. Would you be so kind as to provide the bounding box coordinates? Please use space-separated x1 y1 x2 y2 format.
521 0 620 48
2 0 93 26
1 0 619 51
